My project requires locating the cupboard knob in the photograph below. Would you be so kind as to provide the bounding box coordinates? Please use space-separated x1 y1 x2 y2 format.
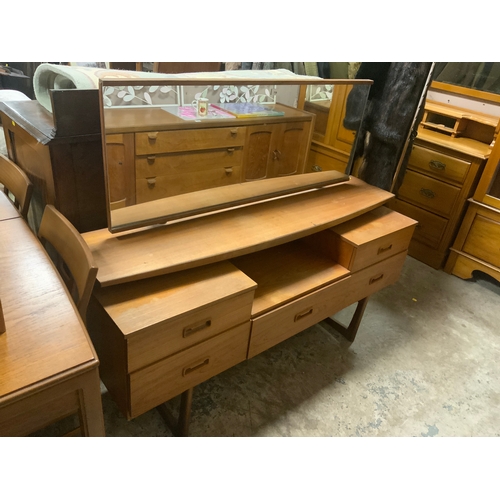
224 167 233 175
147 155 156 163
230 128 238 136
429 160 446 171
147 178 156 188
147 132 158 141
273 149 282 161
227 147 235 154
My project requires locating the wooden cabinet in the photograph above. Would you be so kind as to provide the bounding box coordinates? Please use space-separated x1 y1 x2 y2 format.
445 137 500 282
104 104 313 206
84 183 416 425
388 129 491 269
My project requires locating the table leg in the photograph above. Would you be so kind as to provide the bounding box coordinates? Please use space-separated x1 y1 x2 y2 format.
324 297 369 343
156 387 194 437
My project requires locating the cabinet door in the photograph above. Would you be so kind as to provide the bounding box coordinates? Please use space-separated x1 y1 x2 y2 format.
243 124 277 181
273 121 311 177
105 133 135 207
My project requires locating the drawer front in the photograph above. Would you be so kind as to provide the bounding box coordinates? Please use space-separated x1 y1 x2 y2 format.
135 127 246 155
463 214 500 268
136 148 243 178
129 323 250 418
389 199 448 249
127 290 254 372
409 144 471 185
136 164 243 202
398 170 460 217
248 251 408 358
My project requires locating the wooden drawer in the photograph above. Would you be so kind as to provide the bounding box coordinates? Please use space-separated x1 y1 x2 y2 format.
398 170 460 218
463 213 500 268
409 144 471 185
136 164 243 202
136 148 243 178
94 261 256 373
135 127 246 155
388 198 448 249
129 322 250 417
248 251 408 358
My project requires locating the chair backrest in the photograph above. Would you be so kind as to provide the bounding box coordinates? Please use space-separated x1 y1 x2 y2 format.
0 153 33 219
38 205 98 323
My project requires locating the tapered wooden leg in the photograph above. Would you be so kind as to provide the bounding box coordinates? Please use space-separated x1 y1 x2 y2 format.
156 387 194 437
324 297 369 343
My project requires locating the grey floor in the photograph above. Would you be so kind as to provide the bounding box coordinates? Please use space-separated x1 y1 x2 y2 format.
100 255 499 437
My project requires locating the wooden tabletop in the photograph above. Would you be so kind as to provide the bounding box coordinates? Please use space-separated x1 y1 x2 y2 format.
83 176 394 287
0 217 97 403
0 192 21 222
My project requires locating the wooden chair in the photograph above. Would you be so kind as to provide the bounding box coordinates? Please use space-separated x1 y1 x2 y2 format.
0 153 33 219
38 204 98 324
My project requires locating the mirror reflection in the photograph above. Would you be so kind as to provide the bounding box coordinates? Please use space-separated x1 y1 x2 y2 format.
100 78 372 232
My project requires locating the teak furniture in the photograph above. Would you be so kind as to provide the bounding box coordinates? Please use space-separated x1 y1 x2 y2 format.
0 188 22 221
104 104 314 208
84 174 416 435
0 153 33 219
0 90 107 234
0 216 105 436
388 100 498 269
445 136 500 282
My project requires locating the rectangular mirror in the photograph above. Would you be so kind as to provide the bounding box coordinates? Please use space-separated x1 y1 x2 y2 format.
99 77 372 232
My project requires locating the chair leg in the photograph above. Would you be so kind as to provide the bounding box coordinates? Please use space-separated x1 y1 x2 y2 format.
157 387 194 437
324 297 369 343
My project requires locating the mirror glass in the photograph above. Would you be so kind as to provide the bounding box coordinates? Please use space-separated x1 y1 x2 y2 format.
99 77 372 232
433 63 500 95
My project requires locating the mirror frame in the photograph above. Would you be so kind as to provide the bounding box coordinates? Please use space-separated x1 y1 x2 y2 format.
98 76 373 233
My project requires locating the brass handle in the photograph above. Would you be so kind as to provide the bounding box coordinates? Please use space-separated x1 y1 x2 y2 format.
429 160 446 171
420 188 435 199
183 318 212 337
147 177 156 188
377 244 393 255
294 307 313 322
147 155 156 164
273 149 282 161
369 274 384 285
147 132 158 141
224 167 233 175
182 358 210 376
312 165 322 172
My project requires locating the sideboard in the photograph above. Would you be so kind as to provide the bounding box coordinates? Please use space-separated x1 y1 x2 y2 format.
84 174 416 435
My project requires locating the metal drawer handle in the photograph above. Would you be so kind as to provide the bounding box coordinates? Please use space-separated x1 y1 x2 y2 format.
429 160 446 171
312 165 322 172
419 188 435 199
182 358 210 376
147 177 156 188
147 132 158 141
273 149 282 161
183 318 212 337
377 244 393 254
294 307 313 322
369 274 384 285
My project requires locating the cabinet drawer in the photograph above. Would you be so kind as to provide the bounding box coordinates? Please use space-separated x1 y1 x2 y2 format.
463 213 500 268
136 164 243 202
398 170 460 217
129 322 250 418
389 198 447 249
248 251 408 358
135 127 246 155
136 148 243 178
409 144 471 185
94 261 256 372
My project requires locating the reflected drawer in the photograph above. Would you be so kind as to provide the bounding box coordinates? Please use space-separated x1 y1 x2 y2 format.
129 322 250 418
136 148 243 178
398 170 460 217
136 164 243 202
388 198 448 249
409 144 471 185
135 127 246 155
248 251 408 358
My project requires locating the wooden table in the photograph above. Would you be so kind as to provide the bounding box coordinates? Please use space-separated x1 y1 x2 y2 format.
0 191 20 221
0 217 105 436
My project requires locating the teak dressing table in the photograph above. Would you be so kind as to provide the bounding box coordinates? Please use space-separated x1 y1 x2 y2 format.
83 77 417 435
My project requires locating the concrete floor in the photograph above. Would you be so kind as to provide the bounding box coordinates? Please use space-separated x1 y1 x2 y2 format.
100 255 500 437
